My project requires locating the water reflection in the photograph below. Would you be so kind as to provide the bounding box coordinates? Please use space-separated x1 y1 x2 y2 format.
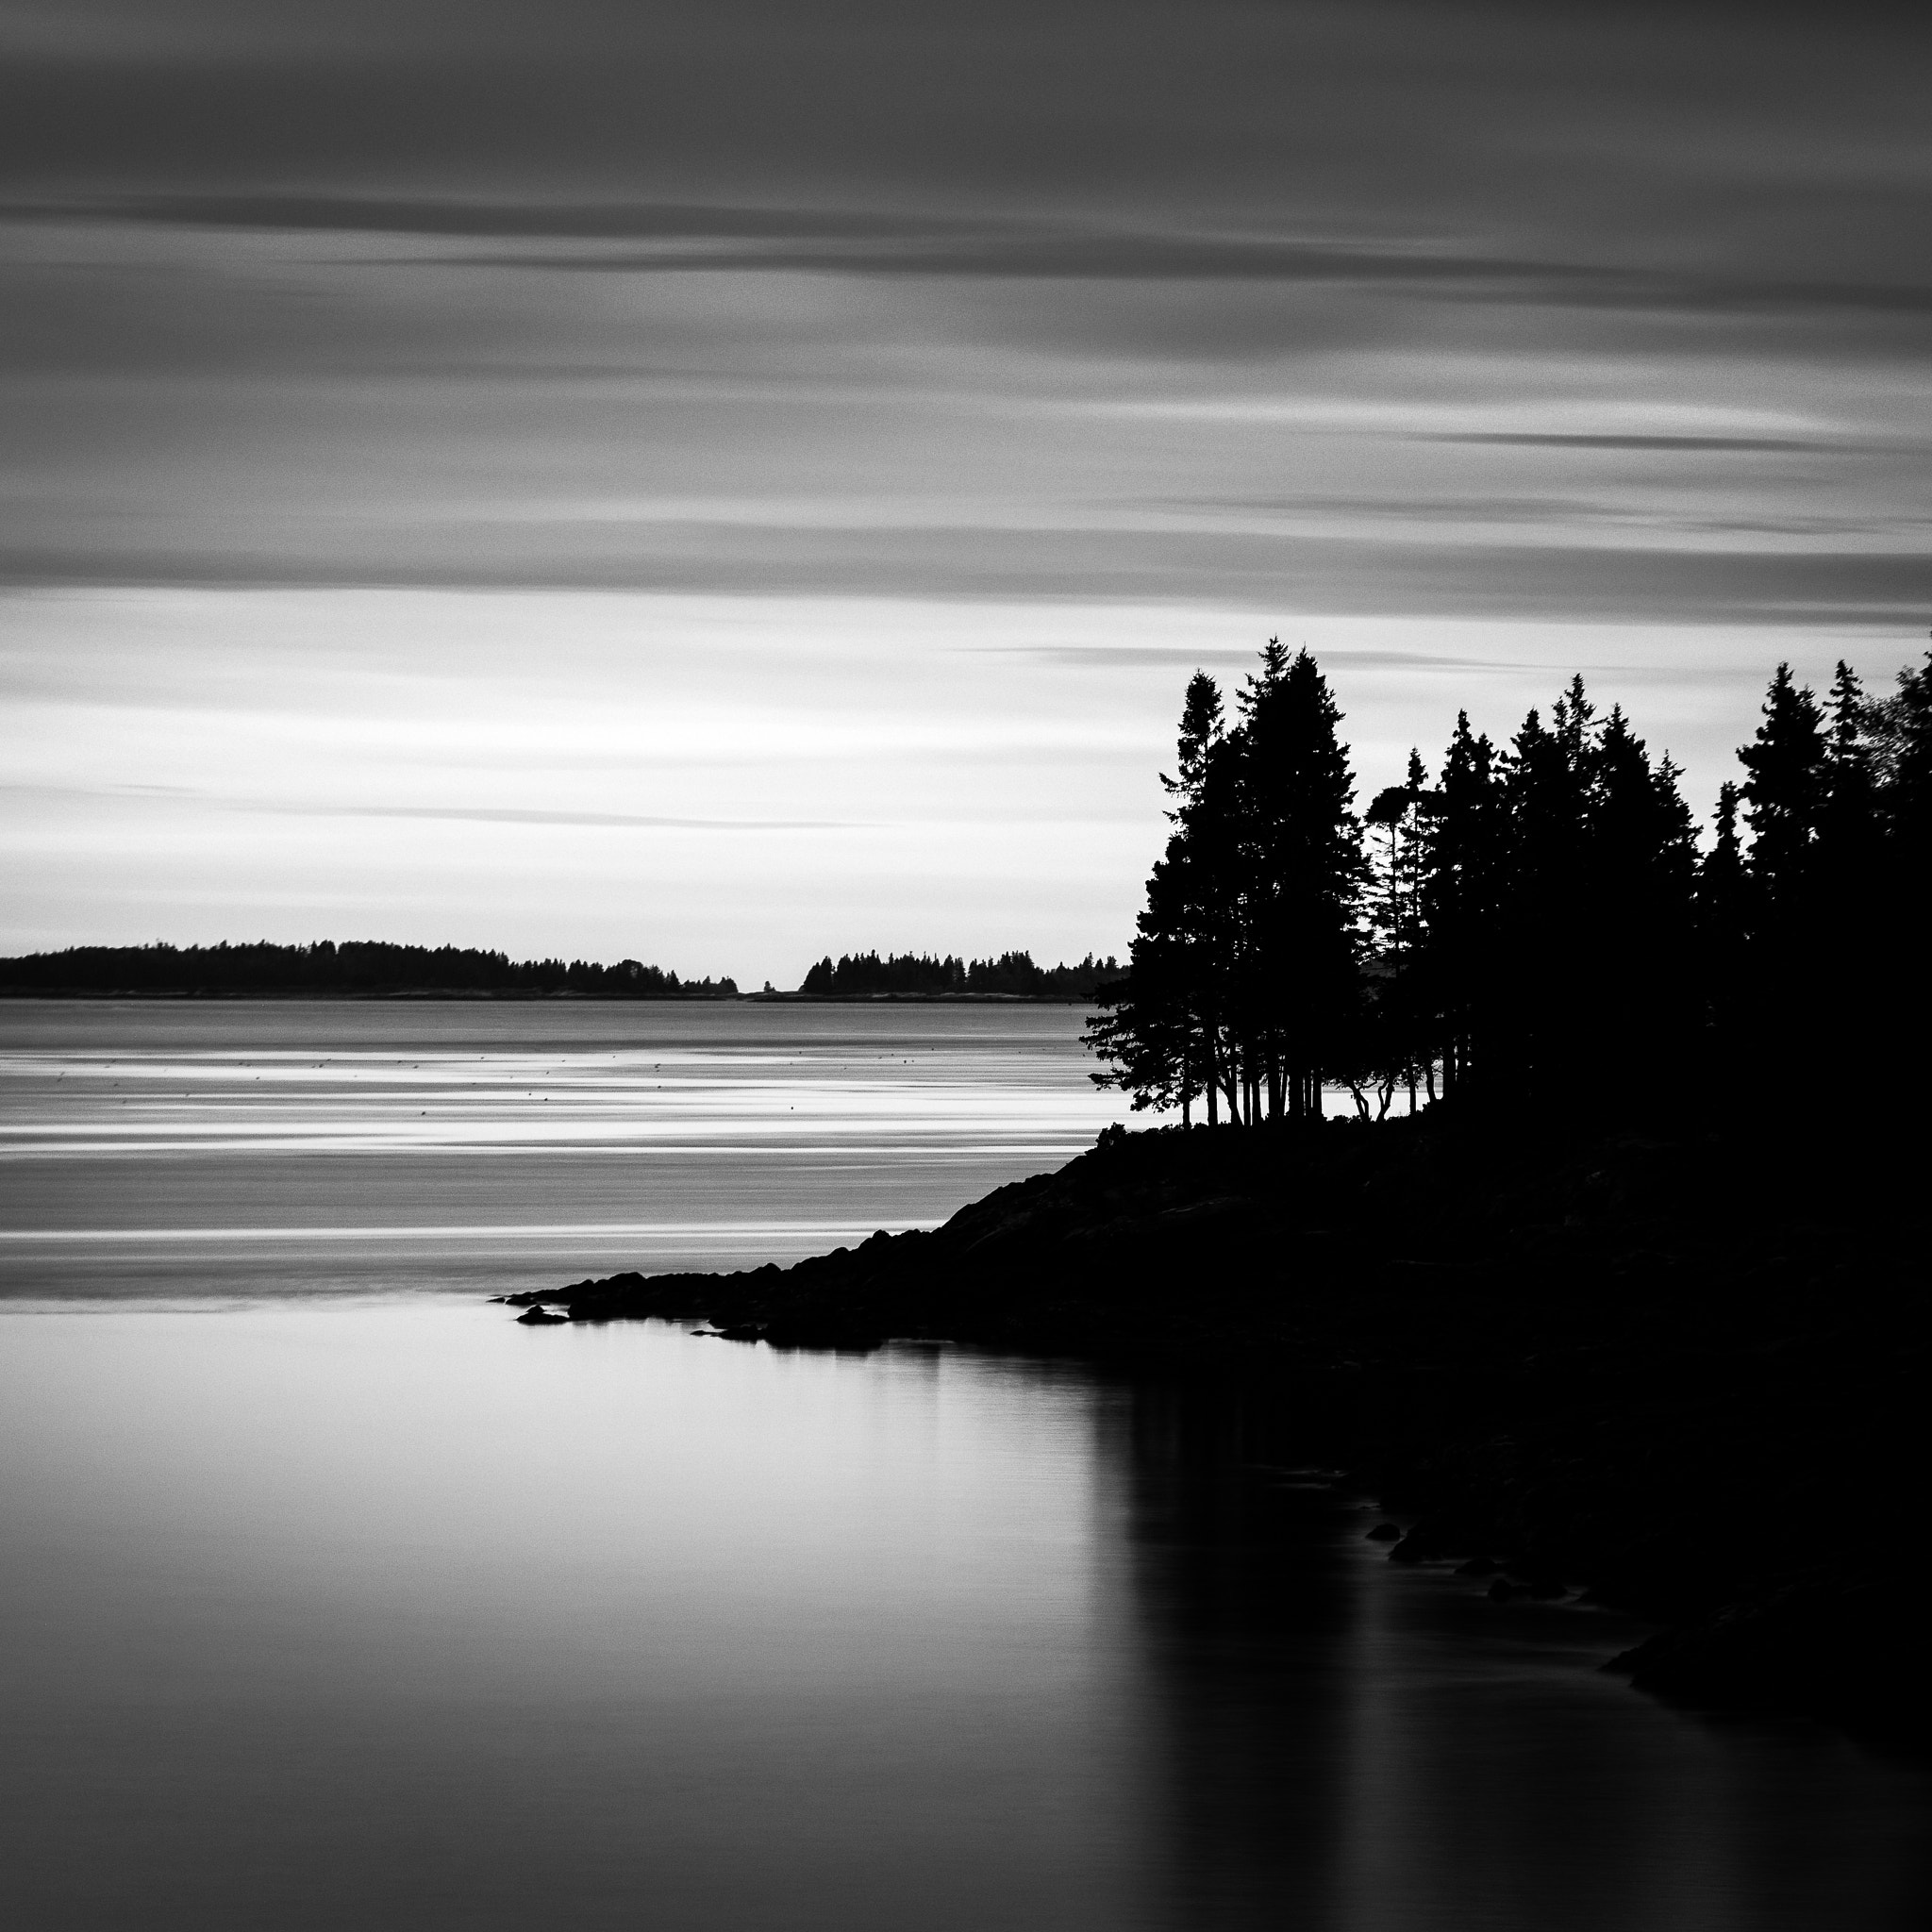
0 1308 1924 1930
1122 1380 1932 1931
0 1306 1158 1930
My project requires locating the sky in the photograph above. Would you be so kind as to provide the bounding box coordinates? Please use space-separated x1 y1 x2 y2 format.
3 0 1928 985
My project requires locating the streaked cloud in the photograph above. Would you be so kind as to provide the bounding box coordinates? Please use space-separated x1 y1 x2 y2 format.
2 1 1928 966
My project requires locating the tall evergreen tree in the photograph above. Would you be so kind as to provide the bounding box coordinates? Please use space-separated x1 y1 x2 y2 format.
1817 661 1881 882
1091 644 1362 1124
1090 673 1229 1123
1236 649 1365 1120
1492 687 1598 1102
1696 781 1751 1072
1738 662 1826 908
1419 710 1505 1093
1578 708 1699 1101
1161 671 1224 818
1869 646 1932 861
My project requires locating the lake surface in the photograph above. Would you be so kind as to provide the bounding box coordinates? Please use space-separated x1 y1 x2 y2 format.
1 1004 1926 1929
0 1000 1131 1297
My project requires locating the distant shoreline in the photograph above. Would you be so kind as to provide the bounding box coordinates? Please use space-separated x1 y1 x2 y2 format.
0 988 1095 1005
747 991 1092 1005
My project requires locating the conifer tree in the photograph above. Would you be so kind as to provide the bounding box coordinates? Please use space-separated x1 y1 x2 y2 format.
1493 687 1598 1101
1161 671 1224 818
1868 646 1932 859
1419 710 1504 1093
1818 661 1880 878
1090 673 1228 1123
1236 649 1365 1119
1738 663 1825 908
1091 643 1362 1124
1697 780 1750 1067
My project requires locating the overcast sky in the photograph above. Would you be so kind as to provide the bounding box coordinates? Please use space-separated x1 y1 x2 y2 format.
4 0 1928 980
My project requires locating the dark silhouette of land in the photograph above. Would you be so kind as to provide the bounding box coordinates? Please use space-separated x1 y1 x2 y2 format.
505 641 1932 1742
0 940 739 1000
1 941 1122 1003
506 1108 1927 1744
785 950 1122 1000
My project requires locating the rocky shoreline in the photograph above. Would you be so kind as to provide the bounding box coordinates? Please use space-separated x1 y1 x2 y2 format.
501 1110 1928 1747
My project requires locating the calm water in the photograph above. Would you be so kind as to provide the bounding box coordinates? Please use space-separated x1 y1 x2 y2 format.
1 1004 1926 1929
0 1000 1131 1296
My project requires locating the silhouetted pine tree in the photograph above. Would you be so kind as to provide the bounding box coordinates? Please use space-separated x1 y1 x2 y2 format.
1161 671 1225 814
1091 642 1362 1124
1234 647 1365 1120
1419 710 1506 1095
1869 646 1932 864
1739 663 1826 915
1090 672 1228 1123
1089 639 1926 1130
1695 780 1751 1071
1490 681 1598 1103
1585 707 1700 1100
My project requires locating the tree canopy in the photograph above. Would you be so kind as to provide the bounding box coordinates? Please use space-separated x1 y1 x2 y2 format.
1089 640 1932 1124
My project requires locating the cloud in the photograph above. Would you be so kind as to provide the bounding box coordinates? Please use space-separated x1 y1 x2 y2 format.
984 646 1538 673
1419 434 1824 452
12 195 1931 326
1 0 1927 624
262 804 864 831
5 529 1924 628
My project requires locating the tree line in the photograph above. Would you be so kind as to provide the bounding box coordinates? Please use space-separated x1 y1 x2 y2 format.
0 941 740 999
1087 639 1932 1124
799 950 1123 998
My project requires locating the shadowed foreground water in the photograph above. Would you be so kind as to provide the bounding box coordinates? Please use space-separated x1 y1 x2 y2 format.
0 1303 1924 1931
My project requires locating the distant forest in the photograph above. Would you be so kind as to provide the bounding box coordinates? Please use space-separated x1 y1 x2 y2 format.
0 941 740 1000
1089 638 1932 1125
798 950 1122 998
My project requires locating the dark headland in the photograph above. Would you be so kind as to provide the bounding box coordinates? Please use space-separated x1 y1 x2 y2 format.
506 641 1932 1748
505 1106 1929 1748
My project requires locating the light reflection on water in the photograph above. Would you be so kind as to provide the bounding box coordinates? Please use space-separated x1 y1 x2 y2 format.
0 1001 1133 1294
1 1003 1926 1928
0 1305 1924 1932
0 1306 1150 1930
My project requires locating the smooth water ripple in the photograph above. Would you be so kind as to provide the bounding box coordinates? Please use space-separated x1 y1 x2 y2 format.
0 1001 1130 1294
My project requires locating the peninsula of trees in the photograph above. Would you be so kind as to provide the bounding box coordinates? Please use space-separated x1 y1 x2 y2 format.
0 941 740 1000
1090 638 1932 1125
508 635 1931 1740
